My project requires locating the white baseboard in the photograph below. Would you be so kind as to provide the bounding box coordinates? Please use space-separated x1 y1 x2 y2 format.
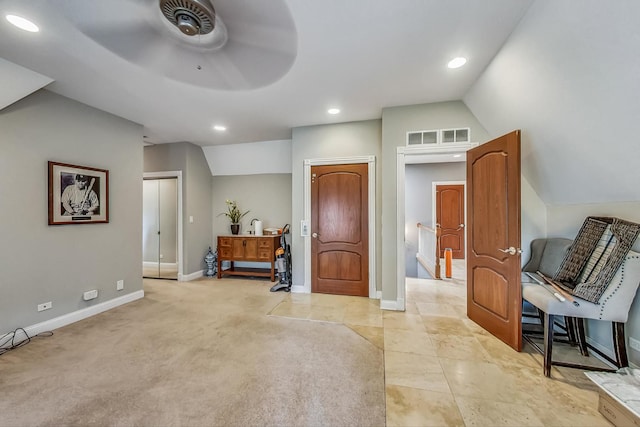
179 270 203 282
375 291 382 300
15 290 145 339
380 299 399 310
585 336 615 361
584 336 640 368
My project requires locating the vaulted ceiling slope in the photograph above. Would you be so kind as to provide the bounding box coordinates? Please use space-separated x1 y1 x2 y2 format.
0 0 532 145
0 58 52 110
465 0 640 206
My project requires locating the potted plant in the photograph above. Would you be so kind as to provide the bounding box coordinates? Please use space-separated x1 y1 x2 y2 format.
218 200 249 234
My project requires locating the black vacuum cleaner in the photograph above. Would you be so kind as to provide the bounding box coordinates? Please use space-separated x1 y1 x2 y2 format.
270 224 292 292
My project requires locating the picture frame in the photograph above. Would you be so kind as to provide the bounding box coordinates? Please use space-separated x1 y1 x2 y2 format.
48 161 109 225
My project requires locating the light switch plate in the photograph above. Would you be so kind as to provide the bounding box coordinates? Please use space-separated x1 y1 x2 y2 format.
300 220 309 237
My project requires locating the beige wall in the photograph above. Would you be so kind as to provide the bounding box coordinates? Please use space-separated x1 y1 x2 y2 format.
291 120 382 292
381 101 490 303
144 142 213 275
0 89 143 333
211 174 292 240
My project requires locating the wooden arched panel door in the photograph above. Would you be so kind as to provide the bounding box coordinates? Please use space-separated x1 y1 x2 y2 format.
311 163 369 296
467 130 522 351
436 184 465 259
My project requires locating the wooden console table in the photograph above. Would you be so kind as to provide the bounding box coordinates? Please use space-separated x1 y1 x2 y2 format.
217 234 280 281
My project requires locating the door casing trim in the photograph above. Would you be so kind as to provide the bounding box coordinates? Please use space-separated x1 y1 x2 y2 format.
143 171 184 281
396 144 477 311
302 156 376 298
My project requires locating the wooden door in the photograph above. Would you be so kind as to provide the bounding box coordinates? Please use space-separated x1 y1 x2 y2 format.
436 184 465 259
311 163 369 296
232 238 257 260
467 130 522 351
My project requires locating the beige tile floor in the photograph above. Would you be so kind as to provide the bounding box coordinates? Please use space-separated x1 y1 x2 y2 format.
269 261 612 427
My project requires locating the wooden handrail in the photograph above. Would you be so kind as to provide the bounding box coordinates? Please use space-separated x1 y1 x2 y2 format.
417 222 436 233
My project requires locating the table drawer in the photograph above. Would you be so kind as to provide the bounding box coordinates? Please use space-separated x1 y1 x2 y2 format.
219 247 232 258
258 249 272 260
219 237 232 247
258 238 273 249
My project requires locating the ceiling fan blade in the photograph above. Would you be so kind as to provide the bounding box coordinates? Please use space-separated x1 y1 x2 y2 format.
60 0 156 31
55 0 298 90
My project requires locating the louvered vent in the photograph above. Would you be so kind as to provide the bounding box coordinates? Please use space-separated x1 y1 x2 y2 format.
406 128 470 146
160 0 215 36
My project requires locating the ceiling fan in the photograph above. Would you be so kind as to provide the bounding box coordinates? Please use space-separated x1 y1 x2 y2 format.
60 0 298 90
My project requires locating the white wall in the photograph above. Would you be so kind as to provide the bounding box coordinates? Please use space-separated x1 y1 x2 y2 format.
0 89 143 333
464 0 640 206
520 176 547 265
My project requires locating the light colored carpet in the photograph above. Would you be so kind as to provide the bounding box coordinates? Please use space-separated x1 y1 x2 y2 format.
0 279 385 426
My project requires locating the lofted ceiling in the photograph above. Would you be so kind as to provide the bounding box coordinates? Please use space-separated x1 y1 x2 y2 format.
0 0 533 146
464 0 640 205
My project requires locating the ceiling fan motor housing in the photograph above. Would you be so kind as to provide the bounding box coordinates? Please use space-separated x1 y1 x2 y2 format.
160 0 215 36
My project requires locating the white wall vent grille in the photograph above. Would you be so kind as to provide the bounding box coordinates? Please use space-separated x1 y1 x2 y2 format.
406 127 470 146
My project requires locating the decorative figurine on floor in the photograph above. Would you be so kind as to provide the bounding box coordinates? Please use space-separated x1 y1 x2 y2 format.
204 247 217 277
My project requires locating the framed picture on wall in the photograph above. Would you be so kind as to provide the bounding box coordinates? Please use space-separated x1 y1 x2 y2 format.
48 161 109 225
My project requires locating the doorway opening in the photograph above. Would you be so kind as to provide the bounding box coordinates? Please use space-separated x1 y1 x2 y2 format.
397 143 477 310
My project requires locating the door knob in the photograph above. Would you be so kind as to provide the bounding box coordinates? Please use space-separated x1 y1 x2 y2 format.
312 232 318 238
498 246 522 255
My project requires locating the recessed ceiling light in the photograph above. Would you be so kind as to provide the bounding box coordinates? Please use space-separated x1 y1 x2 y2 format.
213 125 226 131
327 108 340 115
447 57 467 69
6 15 39 32
453 154 462 158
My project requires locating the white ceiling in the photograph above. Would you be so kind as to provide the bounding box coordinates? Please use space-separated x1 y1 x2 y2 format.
0 0 533 146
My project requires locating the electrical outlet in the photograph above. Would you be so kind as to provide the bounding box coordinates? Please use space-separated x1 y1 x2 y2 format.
117 280 124 291
37 301 52 312
83 290 98 301
630 337 640 352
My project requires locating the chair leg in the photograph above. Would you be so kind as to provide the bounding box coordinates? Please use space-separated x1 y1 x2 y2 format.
565 316 577 345
543 312 554 377
576 318 589 356
613 322 629 368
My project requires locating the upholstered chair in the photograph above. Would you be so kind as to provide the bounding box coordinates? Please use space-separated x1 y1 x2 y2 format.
522 245 640 377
